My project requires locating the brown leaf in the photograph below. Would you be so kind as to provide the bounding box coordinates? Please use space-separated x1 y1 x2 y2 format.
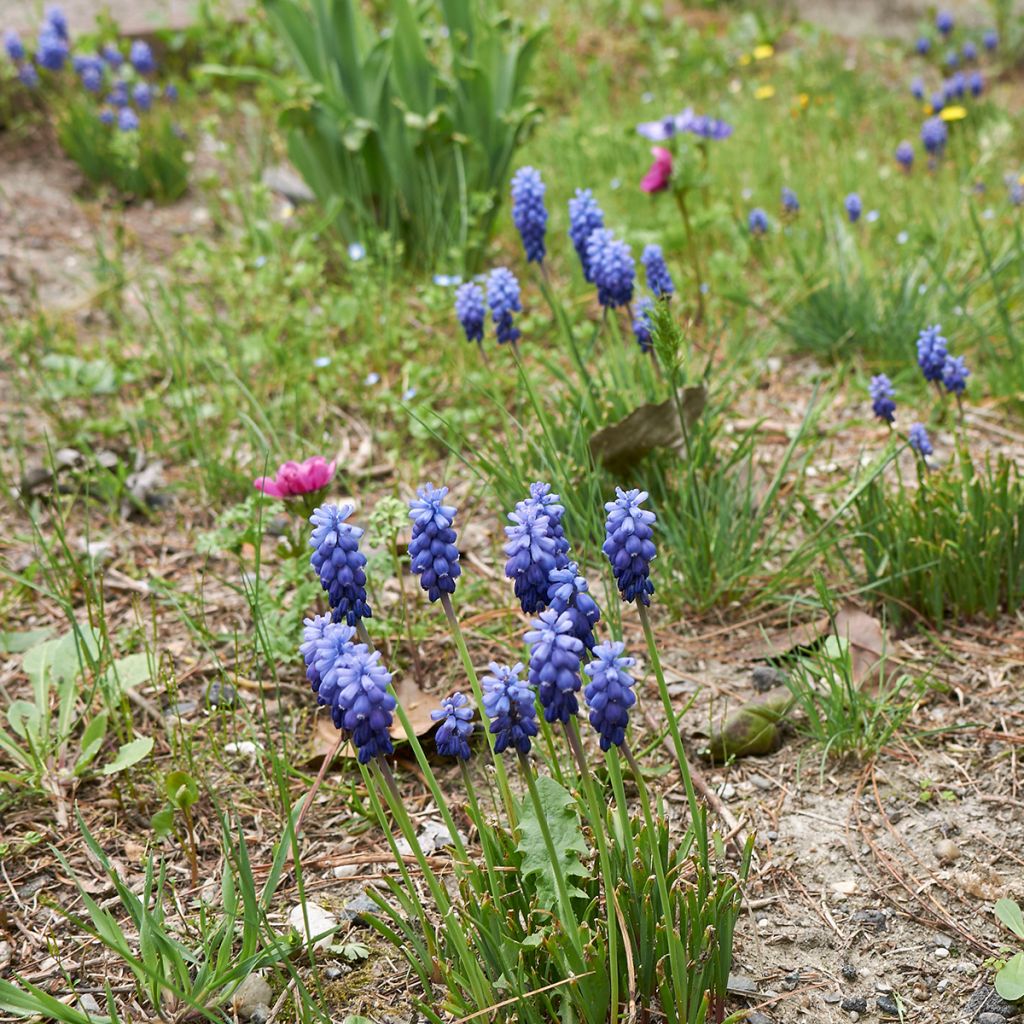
588 386 707 473
390 672 436 741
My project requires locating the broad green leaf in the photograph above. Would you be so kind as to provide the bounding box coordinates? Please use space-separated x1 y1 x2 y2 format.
165 770 199 811
107 653 155 694
102 736 154 775
516 775 589 911
0 628 52 654
0 978 95 1022
150 808 176 836
996 898 1024 940
995 951 1024 1001
75 713 109 774
6 700 40 740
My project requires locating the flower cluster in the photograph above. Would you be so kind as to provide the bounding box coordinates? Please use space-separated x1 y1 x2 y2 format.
632 296 655 353
748 208 769 236
568 188 605 282
310 504 372 625
525 608 584 724
432 693 475 760
454 282 486 344
510 166 548 264
869 374 896 424
916 324 969 394
637 107 733 142
781 186 800 213
486 267 522 346
408 484 461 603
603 487 657 605
587 229 635 309
482 662 537 754
584 643 637 751
546 563 601 650
641 245 674 299
255 456 335 500
504 483 571 614
845 193 862 223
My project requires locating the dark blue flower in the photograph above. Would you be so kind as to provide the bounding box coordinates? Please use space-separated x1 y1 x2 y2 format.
5 29 25 61
685 113 733 140
98 107 114 125
133 81 153 111
81 63 102 92
632 296 654 353
603 487 656 605
936 10 954 35
504 484 570 614
1012 183 1024 207
941 354 969 394
910 77 924 100
930 90 946 113
782 186 800 213
408 483 461 603
486 267 521 346
36 29 68 70
454 281 485 344
587 228 635 308
969 71 984 96
18 63 39 87
962 40 977 61
945 49 959 69
915 36 931 55
525 608 583 725
916 324 948 382
546 563 601 651
921 117 948 155
44 6 68 40
332 647 396 763
101 42 122 67
309 504 372 625
641 244 674 298
107 79 129 107
908 422 933 457
164 82 178 102
568 188 605 282
117 106 139 132
845 193 862 223
432 692 474 760
748 207 769 235
984 30 998 51
584 641 637 751
896 141 914 168
129 39 155 74
482 662 537 754
510 166 547 264
945 72 965 100
869 374 896 423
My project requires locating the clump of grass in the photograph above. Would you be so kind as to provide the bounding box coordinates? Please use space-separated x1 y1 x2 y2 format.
855 448 1024 627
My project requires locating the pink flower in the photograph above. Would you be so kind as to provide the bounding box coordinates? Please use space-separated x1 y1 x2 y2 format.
254 456 336 499
640 147 673 194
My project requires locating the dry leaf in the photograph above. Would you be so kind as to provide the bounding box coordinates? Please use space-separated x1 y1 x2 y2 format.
588 386 707 473
390 673 436 741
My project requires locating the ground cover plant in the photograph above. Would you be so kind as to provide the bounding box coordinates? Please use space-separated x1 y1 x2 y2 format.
1 1 1023 1022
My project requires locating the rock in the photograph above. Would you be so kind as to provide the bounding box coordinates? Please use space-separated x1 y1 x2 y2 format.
164 700 198 717
249 1005 270 1024
288 902 338 950
205 682 239 708
726 972 758 996
338 892 378 925
224 741 261 757
231 975 273 1020
752 665 786 691
747 1014 772 1024
842 997 868 1013
979 1014 1007 1024
782 969 801 991
841 963 858 981
962 986 1020 1019
78 993 101 1014
876 994 899 1016
333 863 359 879
417 819 461 855
823 992 841 1003
851 908 887 932
262 164 315 205
749 773 774 791
934 839 960 864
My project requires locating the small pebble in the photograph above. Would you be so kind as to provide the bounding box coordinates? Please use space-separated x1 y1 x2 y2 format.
841 963 858 981
934 947 949 959
232 975 273 1020
876 994 899 1016
934 839 960 864
841 997 868 1013
79 994 100 1014
746 1014 772 1024
206 682 239 708
339 892 379 925
978 1014 1007 1024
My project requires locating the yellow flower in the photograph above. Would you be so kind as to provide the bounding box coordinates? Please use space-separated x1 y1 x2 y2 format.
924 104 934 115
940 105 967 121
755 84 776 100
798 92 810 108
739 53 752 66
753 44 775 60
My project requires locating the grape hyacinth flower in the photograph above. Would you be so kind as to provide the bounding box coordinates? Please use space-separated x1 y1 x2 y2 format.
915 36 931 55
869 374 896 423
133 81 153 111
332 647 396 763
525 608 584 725
510 166 547 264
454 281 485 345
108 79 129 107
642 244 674 299
910 77 924 101
486 267 521 346
165 82 178 102
482 662 537 754
81 63 102 92
18 63 39 87
1013 183 1024 207
984 30 998 51
962 40 977 62
916 324 949 382
584 642 637 751
302 616 352 702
101 42 123 67
969 72 984 97
632 296 654 353
936 11 954 35
908 422 933 457
941 354 970 394
636 114 678 142
568 188 605 282
748 207 769 235
930 90 946 113
587 228 635 308
504 484 570 614
895 141 914 169
782 186 800 213
4 29 25 61
685 113 733 141
44 5 68 39
845 193 862 223
945 49 959 69
603 487 657 605
408 484 461 603
254 456 336 500
432 693 474 760
98 107 114 125
130 39 155 73
921 117 948 155
310 504 372 625
36 29 68 70
117 106 139 132
640 146 673 193
547 563 601 651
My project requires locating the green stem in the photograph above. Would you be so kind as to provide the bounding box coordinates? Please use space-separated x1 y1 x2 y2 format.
674 188 706 324
440 593 518 830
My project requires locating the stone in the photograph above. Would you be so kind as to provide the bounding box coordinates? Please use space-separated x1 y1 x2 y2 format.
338 892 379 925
231 975 273 1020
752 665 786 691
205 682 239 708
727 972 758 996
841 997 868 1013
978 1014 1007 1024
962 985 1020 1019
934 839 960 864
841 963 858 981
288 902 338 950
876 994 898 1016
78 994 101 1014
851 908 887 932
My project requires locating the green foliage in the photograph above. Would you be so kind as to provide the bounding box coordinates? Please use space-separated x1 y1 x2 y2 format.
258 0 543 266
57 97 189 202
855 448 1024 626
994 898 1024 1001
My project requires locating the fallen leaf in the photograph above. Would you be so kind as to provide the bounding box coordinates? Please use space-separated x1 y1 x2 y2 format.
390 672 436 741
588 386 707 473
